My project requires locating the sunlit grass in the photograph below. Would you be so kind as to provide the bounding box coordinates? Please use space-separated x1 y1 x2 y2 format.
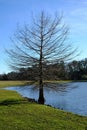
44 80 72 83
0 89 24 104
0 81 29 88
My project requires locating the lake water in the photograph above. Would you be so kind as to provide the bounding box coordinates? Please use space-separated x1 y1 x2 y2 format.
4 82 87 116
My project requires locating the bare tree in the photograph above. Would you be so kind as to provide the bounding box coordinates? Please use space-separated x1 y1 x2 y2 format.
7 11 77 104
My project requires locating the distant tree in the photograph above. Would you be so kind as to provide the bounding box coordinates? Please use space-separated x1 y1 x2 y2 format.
67 60 80 80
2 74 8 80
6 11 77 104
78 59 87 79
7 72 19 80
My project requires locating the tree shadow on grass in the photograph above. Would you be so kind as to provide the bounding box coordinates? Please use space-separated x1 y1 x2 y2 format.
0 97 37 106
0 100 26 106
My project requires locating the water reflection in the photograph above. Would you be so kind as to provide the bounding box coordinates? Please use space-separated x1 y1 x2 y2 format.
4 82 87 116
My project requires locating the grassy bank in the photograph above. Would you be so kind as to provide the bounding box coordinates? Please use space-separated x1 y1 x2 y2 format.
0 81 87 129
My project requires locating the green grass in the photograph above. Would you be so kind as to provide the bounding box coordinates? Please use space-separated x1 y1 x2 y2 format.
0 81 87 130
0 80 30 88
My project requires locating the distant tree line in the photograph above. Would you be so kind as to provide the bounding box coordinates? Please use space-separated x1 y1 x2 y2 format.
1 58 87 81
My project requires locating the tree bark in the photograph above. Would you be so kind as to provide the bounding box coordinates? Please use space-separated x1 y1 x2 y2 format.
38 79 45 104
38 59 45 104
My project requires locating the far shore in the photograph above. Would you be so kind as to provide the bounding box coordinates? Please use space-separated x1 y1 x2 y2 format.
0 80 87 88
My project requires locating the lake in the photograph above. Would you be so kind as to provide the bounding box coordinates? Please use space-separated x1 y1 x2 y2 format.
4 82 87 116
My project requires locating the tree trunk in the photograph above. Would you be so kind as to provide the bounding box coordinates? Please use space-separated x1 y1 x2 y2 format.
38 58 45 104
38 80 45 104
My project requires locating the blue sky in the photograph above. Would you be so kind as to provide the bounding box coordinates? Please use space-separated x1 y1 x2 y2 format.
0 0 87 74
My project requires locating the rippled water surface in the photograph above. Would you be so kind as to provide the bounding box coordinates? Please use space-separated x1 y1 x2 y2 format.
5 82 87 116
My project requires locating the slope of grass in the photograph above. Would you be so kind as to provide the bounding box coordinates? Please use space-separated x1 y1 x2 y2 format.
0 81 87 129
